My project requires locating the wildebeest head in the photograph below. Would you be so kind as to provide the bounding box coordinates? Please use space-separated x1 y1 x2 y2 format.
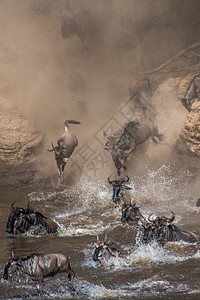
196 198 200 207
142 211 175 243
48 143 64 163
3 254 20 281
3 259 12 280
6 202 26 234
121 203 144 224
93 238 123 263
108 175 130 203
93 241 105 262
148 211 175 227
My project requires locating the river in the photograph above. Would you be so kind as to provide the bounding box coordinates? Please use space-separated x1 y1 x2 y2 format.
0 164 199 299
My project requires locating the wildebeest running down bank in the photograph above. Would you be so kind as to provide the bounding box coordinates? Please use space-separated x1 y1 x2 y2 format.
105 120 164 176
48 120 81 184
61 10 93 53
180 74 200 111
3 253 75 296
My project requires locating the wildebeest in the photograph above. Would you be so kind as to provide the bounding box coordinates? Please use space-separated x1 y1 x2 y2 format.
93 239 126 265
61 10 93 52
107 175 131 205
48 120 80 184
105 120 164 176
142 211 199 245
196 198 200 207
3 253 75 296
180 74 200 111
6 202 58 236
121 203 145 224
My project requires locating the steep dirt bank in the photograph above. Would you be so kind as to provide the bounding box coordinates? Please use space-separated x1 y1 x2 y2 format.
0 96 45 187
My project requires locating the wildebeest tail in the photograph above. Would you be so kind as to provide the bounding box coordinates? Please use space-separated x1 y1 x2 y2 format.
64 120 81 125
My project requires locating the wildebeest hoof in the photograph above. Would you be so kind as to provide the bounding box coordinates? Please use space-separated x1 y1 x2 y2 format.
60 180 64 184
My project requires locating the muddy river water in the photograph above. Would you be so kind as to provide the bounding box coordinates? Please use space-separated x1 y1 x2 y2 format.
0 165 199 299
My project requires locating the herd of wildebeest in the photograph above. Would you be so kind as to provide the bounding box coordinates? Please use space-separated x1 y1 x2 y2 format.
2 74 200 297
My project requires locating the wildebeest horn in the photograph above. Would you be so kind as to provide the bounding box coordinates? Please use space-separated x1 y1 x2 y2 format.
11 251 14 259
167 211 175 222
121 175 129 183
124 185 132 190
148 213 155 222
108 175 112 184
11 201 16 211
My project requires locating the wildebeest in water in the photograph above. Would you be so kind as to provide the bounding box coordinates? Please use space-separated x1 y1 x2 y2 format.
3 253 75 296
48 120 81 185
6 202 58 236
107 175 132 205
121 203 145 224
93 237 126 265
142 211 199 245
104 120 164 176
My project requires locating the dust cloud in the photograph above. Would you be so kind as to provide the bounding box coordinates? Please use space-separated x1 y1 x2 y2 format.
0 0 200 182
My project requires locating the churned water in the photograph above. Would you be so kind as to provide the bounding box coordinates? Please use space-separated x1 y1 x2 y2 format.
0 165 199 299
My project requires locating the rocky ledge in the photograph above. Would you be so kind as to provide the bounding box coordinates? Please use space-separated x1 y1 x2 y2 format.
0 96 45 187
176 102 200 157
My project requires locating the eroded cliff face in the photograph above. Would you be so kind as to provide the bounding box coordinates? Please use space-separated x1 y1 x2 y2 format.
0 96 45 187
176 102 200 157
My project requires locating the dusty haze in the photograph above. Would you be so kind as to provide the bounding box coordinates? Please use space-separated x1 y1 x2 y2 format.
1 0 200 182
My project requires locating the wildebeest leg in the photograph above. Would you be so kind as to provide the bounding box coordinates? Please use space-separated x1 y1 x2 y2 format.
121 149 134 173
60 263 75 289
113 153 123 176
180 97 191 111
57 165 62 185
36 277 44 299
60 162 66 184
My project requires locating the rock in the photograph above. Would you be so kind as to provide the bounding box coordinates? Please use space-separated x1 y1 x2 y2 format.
176 102 200 157
0 96 45 187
